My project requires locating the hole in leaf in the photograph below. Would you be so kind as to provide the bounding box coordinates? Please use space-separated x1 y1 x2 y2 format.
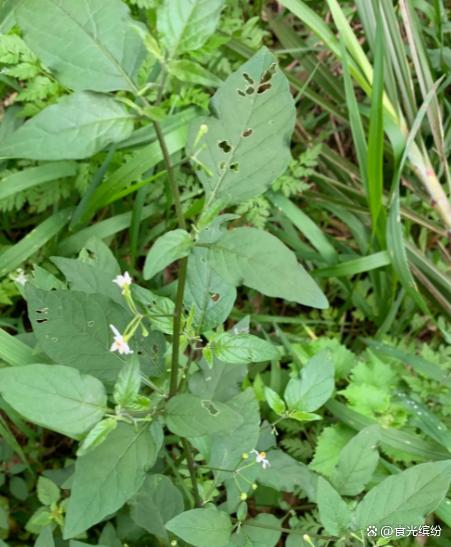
230 162 239 172
210 292 220 302
260 63 277 84
219 161 226 171
201 400 219 416
257 82 272 94
243 72 254 85
218 140 232 153
36 318 48 324
243 128 253 137
36 308 48 314
237 89 246 96
245 86 255 95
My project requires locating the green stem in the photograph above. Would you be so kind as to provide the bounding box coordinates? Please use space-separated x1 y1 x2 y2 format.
169 256 188 398
181 438 202 508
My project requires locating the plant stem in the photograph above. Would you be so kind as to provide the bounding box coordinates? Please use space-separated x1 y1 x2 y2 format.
181 438 202 508
169 256 188 397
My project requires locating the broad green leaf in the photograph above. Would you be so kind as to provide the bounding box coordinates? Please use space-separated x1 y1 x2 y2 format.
211 332 279 364
184 248 237 333
354 461 451 530
331 425 380 496
130 474 184 540
317 477 351 536
64 423 157 539
34 526 55 547
157 0 225 56
189 358 247 402
113 358 141 408
26 287 133 383
235 514 281 546
286 351 334 412
264 387 286 416
37 476 60 506
168 59 222 87
77 418 118 457
289 410 321 422
144 229 193 279
188 47 295 206
133 286 175 335
0 364 106 439
166 394 242 437
166 507 232 547
208 227 328 308
0 92 134 160
16 0 145 92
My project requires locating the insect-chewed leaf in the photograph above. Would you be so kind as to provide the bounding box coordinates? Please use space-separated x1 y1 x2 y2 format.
165 393 242 437
0 92 134 160
15 0 145 92
188 47 295 206
208 227 328 308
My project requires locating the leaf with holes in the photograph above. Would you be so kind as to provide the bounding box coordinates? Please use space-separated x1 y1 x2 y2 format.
187 46 296 206
0 364 106 439
208 227 328 308
165 394 242 437
16 0 145 92
157 0 225 57
0 92 134 160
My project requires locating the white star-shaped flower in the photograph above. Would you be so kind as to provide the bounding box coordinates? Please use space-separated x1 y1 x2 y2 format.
112 271 132 292
12 268 28 286
109 324 133 355
251 449 270 469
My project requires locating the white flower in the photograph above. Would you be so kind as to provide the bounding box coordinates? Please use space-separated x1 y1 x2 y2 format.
109 324 133 355
251 449 270 469
12 268 28 286
112 271 132 292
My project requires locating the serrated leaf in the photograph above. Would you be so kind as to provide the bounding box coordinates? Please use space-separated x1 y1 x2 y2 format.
354 460 451 530
113 358 141 407
264 387 286 416
144 229 193 279
37 476 60 506
157 0 225 56
166 507 232 547
184 248 237 333
16 0 145 92
188 47 295 206
166 394 242 437
208 227 328 308
331 425 380 496
77 418 118 457
0 92 134 160
64 423 157 539
130 474 184 540
0 364 106 439
317 477 351 536
211 332 279 364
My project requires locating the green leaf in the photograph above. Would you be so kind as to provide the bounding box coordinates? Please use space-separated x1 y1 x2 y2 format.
37 476 60 506
168 59 222 87
113 358 141 407
236 514 281 546
64 423 157 539
354 461 451 530
144 229 193 279
0 92 134 160
285 351 334 412
264 387 286 416
166 507 232 547
331 425 380 496
77 418 118 457
184 248 237 333
166 394 242 437
211 332 279 364
310 425 354 478
317 477 351 536
130 474 184 540
208 227 328 308
157 0 225 56
34 526 55 547
16 0 145 92
289 410 321 422
26 287 133 383
188 47 295 206
0 327 36 367
0 364 106 439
